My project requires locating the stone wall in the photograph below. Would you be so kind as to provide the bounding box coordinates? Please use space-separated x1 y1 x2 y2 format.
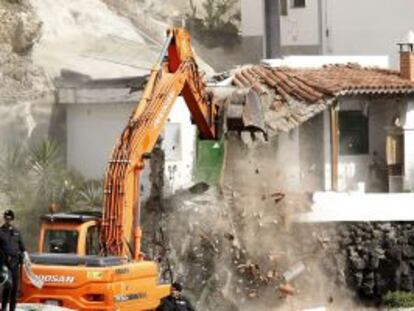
295 222 414 303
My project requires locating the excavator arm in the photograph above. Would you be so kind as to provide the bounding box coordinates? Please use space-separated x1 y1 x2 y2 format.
100 28 218 259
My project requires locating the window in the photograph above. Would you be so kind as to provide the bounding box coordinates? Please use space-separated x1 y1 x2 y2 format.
44 230 78 254
280 0 288 16
339 111 369 155
86 226 100 255
292 0 306 8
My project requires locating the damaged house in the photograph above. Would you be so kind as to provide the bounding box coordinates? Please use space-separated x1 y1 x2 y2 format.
227 42 414 198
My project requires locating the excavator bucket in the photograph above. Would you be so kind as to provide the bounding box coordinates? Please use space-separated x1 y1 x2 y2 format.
242 89 266 131
214 88 267 135
196 87 267 185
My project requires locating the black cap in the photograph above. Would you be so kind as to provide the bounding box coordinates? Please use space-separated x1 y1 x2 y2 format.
4 209 15 220
172 282 182 292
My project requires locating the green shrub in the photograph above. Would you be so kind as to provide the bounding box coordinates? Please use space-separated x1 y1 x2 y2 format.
0 140 102 249
383 291 414 308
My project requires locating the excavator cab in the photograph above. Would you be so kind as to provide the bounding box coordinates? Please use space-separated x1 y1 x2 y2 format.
21 211 170 310
38 212 101 256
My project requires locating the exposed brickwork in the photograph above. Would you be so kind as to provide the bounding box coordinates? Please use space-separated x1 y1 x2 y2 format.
400 52 414 82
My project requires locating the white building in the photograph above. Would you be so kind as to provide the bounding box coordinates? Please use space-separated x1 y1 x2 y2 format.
57 72 197 200
30 0 213 199
241 0 414 68
232 48 414 194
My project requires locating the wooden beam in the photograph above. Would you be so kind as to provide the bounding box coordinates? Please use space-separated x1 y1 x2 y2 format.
330 105 339 191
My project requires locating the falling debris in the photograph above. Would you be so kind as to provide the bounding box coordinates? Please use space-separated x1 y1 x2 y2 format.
141 134 362 310
279 283 296 296
282 261 306 283
189 181 210 194
271 192 285 204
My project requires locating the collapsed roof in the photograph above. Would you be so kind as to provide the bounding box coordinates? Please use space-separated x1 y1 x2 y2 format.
217 64 414 135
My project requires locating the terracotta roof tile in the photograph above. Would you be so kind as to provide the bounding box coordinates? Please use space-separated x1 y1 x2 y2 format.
227 64 414 134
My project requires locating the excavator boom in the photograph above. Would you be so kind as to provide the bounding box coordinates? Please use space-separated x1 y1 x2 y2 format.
100 28 218 259
20 28 221 311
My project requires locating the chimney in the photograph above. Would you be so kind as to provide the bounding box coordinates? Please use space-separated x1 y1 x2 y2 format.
398 31 414 81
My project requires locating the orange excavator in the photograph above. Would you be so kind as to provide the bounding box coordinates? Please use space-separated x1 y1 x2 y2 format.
19 28 220 310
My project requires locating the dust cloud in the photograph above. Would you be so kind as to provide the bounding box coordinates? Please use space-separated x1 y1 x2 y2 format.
143 134 369 310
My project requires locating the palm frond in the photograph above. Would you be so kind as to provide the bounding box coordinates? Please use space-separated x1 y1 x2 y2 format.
78 180 103 209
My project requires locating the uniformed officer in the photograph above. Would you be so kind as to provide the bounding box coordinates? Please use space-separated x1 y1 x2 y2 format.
157 282 195 311
0 209 26 311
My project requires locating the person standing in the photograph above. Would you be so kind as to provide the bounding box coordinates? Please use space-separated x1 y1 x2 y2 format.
157 282 195 311
0 209 27 311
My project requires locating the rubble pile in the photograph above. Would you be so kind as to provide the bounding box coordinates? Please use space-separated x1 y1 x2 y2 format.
142 135 363 310
0 1 53 146
0 1 48 96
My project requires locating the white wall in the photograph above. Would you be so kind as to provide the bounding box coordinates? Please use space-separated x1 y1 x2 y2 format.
280 0 319 46
162 97 197 194
322 106 370 192
247 0 414 68
296 192 414 222
241 0 319 45
241 0 264 36
325 0 414 68
66 97 196 199
337 99 370 192
66 103 135 179
321 97 413 193
278 129 301 191
404 100 414 191
66 101 153 201
323 98 401 192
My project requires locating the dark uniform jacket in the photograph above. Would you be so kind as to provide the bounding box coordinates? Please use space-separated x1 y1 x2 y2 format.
157 295 195 311
0 224 25 267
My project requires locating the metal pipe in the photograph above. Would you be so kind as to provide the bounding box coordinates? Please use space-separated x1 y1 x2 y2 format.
263 0 281 58
133 167 143 260
156 31 174 66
